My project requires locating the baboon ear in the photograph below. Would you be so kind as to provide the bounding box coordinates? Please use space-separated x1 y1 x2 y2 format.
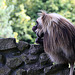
41 11 50 24
42 12 47 22
38 10 46 16
38 10 49 25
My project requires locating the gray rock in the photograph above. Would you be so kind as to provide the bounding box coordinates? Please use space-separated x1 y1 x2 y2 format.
29 44 44 55
7 57 23 69
21 54 28 64
16 69 27 75
39 53 52 66
21 53 38 64
56 69 69 75
27 67 44 75
0 39 73 75
44 64 68 75
44 69 69 75
27 68 36 75
0 66 11 75
0 38 16 50
17 41 30 51
12 51 21 56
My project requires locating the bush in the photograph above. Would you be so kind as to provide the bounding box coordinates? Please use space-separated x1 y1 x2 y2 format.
0 0 75 43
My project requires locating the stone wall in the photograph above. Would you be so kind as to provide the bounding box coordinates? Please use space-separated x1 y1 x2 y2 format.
0 38 74 75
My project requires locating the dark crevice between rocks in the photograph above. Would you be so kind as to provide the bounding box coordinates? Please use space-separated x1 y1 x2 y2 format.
9 62 25 75
0 54 6 67
0 48 21 58
0 48 18 53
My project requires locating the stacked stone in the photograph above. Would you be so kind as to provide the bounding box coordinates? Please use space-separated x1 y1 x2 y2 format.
0 38 74 75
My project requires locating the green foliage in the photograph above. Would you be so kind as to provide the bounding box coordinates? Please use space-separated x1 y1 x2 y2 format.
0 0 75 43
11 4 36 43
0 0 14 38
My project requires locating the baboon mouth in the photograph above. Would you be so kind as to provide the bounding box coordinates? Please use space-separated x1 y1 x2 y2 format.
35 33 44 45
35 37 43 45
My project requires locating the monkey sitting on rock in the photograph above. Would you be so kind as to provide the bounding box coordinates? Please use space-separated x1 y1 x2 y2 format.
32 11 75 75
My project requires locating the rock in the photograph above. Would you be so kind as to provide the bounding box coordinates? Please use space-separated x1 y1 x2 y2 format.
48 69 69 75
16 69 27 75
29 44 44 55
21 54 38 64
56 69 69 75
7 57 23 69
12 51 21 56
39 53 52 66
0 38 72 75
27 55 38 63
0 38 16 50
44 64 68 75
27 67 44 75
0 66 11 75
21 54 28 64
17 41 30 51
27 68 36 75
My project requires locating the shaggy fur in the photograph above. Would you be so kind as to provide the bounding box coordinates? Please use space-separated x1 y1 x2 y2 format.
35 11 75 75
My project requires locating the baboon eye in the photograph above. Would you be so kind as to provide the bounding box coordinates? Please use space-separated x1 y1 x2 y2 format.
36 21 41 29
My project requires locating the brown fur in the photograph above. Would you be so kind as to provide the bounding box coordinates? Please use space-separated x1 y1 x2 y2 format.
36 11 75 75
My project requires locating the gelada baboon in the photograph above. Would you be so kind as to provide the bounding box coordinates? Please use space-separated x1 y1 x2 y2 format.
32 11 75 75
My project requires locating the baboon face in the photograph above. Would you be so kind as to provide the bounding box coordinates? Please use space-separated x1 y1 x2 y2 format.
32 17 43 37
32 17 42 32
32 17 44 45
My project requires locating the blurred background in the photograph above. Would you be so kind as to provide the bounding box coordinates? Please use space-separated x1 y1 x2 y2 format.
0 0 75 44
